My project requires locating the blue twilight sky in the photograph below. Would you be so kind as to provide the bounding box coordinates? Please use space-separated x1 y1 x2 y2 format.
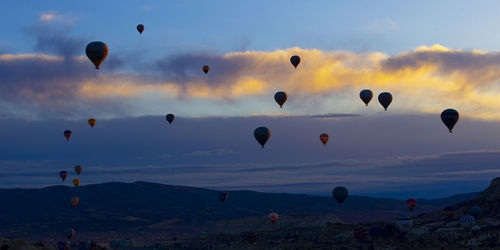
1 1 500 198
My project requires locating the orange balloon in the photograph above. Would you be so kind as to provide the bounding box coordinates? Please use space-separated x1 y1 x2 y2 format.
319 133 330 146
70 197 79 207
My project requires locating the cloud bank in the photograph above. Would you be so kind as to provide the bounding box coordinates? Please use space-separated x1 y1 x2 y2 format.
3 24 500 120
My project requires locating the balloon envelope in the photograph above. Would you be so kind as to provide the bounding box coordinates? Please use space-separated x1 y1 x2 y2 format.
378 92 393 111
405 198 417 212
74 165 83 175
444 206 456 218
460 215 475 229
290 55 301 68
137 24 144 34
64 130 72 141
65 228 75 240
319 133 329 146
268 212 279 224
274 91 287 108
70 197 79 206
254 127 271 148
246 232 257 244
166 114 175 124
332 186 348 205
59 171 68 181
360 89 373 106
218 192 229 202
202 65 210 74
441 109 459 133
72 179 80 187
88 118 96 128
85 41 108 69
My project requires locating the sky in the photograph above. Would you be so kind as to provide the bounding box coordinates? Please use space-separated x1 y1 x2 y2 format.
1 1 500 198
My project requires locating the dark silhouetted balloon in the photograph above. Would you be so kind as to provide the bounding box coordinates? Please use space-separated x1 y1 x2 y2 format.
137 24 144 34
319 133 329 146
246 232 257 244
166 114 175 124
274 91 287 108
88 118 96 128
378 92 392 111
406 198 417 212
268 212 279 224
290 55 301 68
85 41 108 69
74 165 83 175
441 109 459 133
200 232 207 239
444 206 455 218
332 186 348 205
359 89 373 106
64 130 72 141
202 65 210 74
59 171 68 181
218 192 229 203
254 127 271 148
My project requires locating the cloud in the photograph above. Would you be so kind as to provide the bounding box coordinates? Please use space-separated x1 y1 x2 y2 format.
5 31 500 119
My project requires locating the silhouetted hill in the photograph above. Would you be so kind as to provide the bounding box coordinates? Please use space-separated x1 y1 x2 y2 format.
0 181 478 240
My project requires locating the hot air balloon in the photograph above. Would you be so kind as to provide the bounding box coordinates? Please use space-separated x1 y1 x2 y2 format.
319 133 329 146
72 179 80 187
85 41 108 69
64 130 72 141
218 192 229 203
290 55 301 69
460 215 475 230
353 227 368 242
74 165 83 175
59 171 68 181
202 65 210 74
359 89 373 106
268 212 279 224
200 232 208 239
88 118 96 128
274 91 288 108
65 228 75 240
246 232 257 244
137 24 144 34
405 198 417 212
254 127 271 148
378 92 392 111
166 114 175 124
469 206 482 219
70 197 79 207
395 216 413 232
332 186 348 205
441 109 459 133
444 206 455 218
